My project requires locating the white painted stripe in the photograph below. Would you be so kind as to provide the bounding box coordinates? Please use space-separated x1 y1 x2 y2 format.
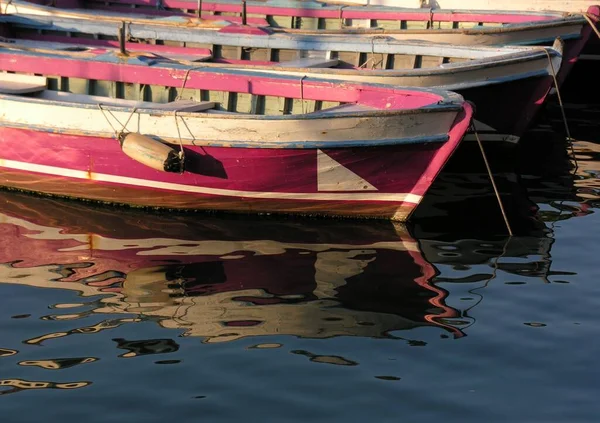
472 119 497 132
0 159 423 204
464 133 520 144
317 149 378 192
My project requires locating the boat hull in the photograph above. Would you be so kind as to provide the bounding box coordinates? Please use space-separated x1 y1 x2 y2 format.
458 74 554 142
0 104 471 221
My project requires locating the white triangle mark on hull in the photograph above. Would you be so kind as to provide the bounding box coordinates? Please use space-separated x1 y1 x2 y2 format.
466 119 520 144
317 149 378 192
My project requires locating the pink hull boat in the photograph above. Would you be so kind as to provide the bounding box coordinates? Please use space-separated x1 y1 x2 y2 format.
0 47 473 221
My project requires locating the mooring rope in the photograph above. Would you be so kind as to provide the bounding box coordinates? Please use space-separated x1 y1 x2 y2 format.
583 12 600 41
300 75 306 114
338 5 347 29
173 110 187 173
471 123 513 236
538 46 579 173
1 0 13 15
175 66 209 100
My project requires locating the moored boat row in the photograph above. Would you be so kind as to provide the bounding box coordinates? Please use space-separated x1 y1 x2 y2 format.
0 0 597 221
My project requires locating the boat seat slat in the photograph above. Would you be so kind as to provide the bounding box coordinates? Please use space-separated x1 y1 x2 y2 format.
35 90 216 112
162 53 213 63
310 103 376 115
148 100 216 112
275 58 339 68
0 73 47 94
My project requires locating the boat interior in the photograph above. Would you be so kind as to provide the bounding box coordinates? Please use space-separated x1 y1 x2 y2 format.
2 17 555 73
0 71 362 115
6 68 449 119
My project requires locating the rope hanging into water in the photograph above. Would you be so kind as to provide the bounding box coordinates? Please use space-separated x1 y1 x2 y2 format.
538 46 579 172
471 122 513 236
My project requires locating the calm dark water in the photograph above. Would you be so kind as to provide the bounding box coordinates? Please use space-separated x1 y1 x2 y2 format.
1 67 600 422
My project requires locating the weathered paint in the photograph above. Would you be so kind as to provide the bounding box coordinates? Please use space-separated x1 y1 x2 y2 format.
0 102 473 220
0 22 567 141
1 0 591 46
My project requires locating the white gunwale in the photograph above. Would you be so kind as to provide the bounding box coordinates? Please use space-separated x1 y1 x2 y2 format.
314 0 596 13
0 0 588 37
0 30 564 91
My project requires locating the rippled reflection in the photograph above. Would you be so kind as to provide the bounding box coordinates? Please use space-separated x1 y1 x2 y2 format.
0 190 470 345
0 379 90 396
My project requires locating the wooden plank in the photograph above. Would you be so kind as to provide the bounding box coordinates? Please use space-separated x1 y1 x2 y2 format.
310 103 376 115
0 73 46 94
275 58 339 68
36 90 216 111
153 52 213 63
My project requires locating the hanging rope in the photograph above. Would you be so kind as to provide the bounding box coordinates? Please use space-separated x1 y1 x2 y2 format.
537 46 579 172
1 0 13 15
371 36 385 69
175 66 208 101
471 123 513 236
97 104 138 140
173 111 187 173
583 12 600 41
300 75 306 114
338 6 347 29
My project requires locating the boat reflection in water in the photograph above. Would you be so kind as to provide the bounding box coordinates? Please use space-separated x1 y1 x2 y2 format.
0 190 466 342
0 186 557 344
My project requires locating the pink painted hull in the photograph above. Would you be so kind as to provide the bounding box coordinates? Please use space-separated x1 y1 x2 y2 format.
0 104 471 220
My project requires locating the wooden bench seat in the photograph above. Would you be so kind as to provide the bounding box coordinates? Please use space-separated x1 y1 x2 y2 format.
36 90 216 112
275 58 340 68
310 103 376 115
0 73 47 94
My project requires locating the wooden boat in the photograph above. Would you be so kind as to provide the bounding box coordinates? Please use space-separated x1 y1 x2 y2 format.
320 0 598 13
0 49 473 220
3 0 597 47
0 190 465 341
0 17 563 143
311 0 600 58
2 0 595 111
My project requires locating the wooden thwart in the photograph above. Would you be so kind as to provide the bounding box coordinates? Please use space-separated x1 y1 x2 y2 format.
275 58 340 68
0 73 47 94
311 103 376 115
36 90 216 112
